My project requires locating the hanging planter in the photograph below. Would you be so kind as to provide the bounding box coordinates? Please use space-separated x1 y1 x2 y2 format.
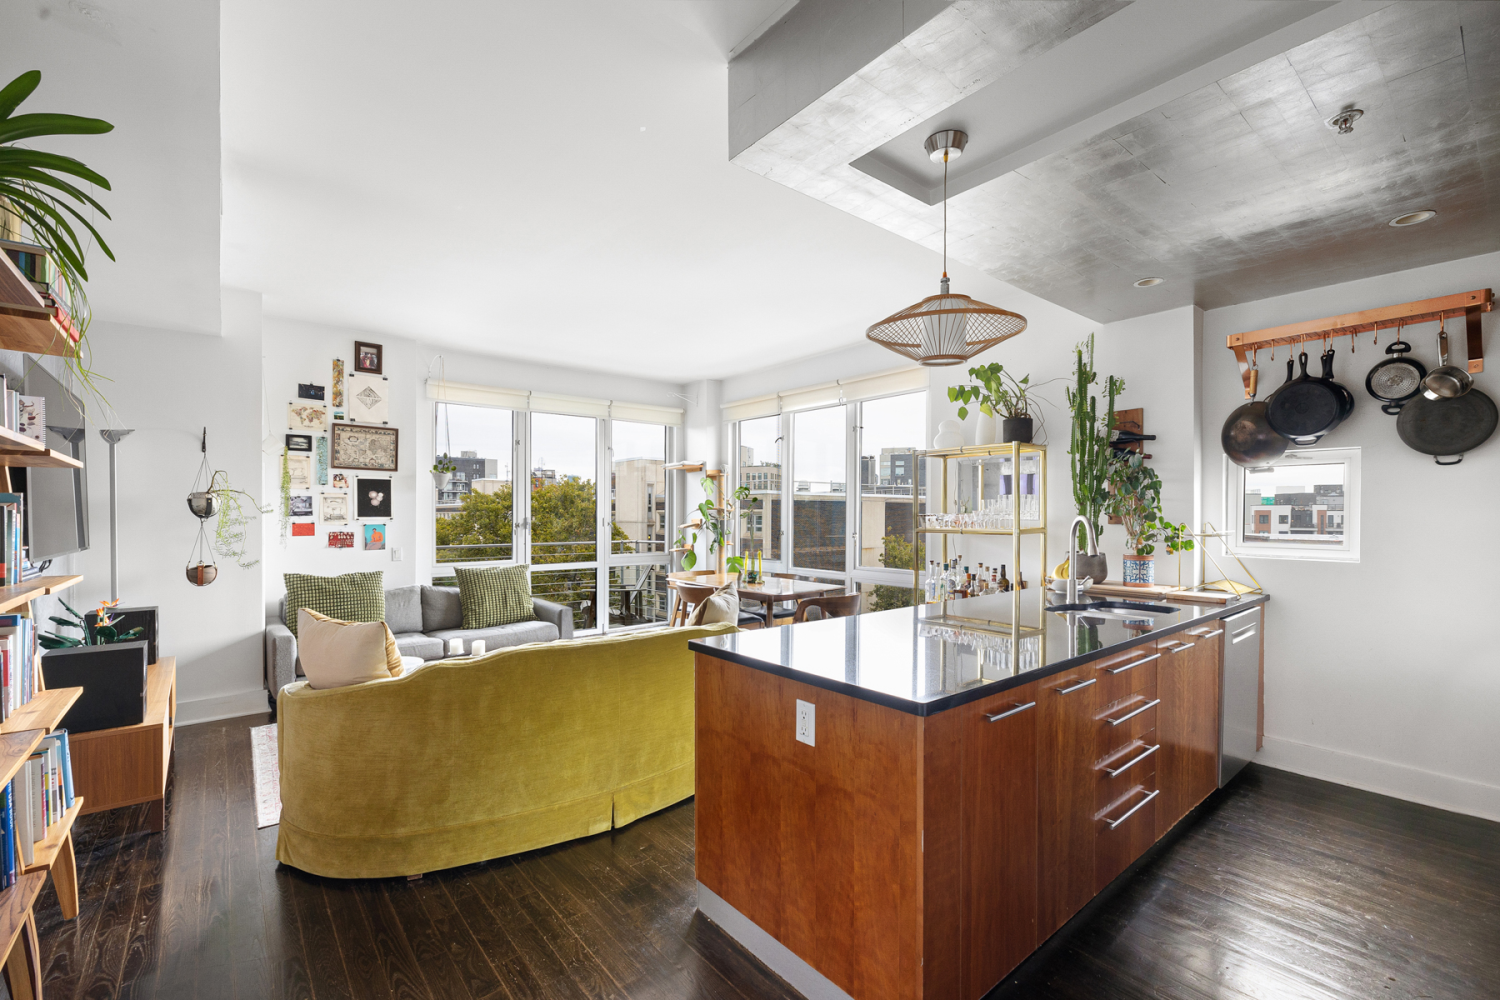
185 428 269 586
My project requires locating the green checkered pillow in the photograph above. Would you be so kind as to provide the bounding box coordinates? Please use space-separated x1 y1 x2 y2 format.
284 571 385 636
454 564 535 629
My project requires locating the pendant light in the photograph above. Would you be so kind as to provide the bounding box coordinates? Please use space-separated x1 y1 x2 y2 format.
866 130 1026 366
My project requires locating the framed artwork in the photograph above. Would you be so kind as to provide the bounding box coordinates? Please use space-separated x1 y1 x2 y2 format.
346 373 389 424
331 423 398 471
331 473 348 489
328 530 355 549
316 436 330 485
297 383 325 401
285 434 312 452
319 493 349 523
354 341 383 374
289 495 313 517
363 524 386 551
17 396 44 444
291 522 315 537
333 410 346 422
287 454 312 489
331 359 345 408
356 478 392 519
288 402 327 431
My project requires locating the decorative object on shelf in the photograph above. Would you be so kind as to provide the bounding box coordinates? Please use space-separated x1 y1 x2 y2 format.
320 493 349 522
1222 360 1288 469
1066 333 1122 558
286 453 311 489
866 130 1026 366
948 362 1036 446
346 372 390 424
1103 451 1193 588
39 598 143 649
356 478 392 519
331 423 398 471
287 402 327 431
289 495 313 517
932 419 965 450
291 522 315 537
17 395 44 443
100 427 134 600
0 70 114 387
363 524 386 550
432 454 456 490
328 530 355 549
85 604 159 664
315 434 329 485
297 383 325 401
694 475 750 567
332 358 346 410
1121 553 1154 587
354 341 383 374
285 434 312 452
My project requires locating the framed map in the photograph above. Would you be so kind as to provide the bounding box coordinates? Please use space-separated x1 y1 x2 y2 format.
288 402 327 431
331 423 398 471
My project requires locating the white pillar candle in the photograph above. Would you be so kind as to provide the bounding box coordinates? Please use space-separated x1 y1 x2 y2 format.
470 639 486 657
448 637 463 657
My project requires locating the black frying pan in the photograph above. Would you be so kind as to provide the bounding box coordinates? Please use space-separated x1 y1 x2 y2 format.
1320 348 1355 421
1266 351 1343 446
1365 328 1426 414
1396 388 1498 465
1221 366 1288 468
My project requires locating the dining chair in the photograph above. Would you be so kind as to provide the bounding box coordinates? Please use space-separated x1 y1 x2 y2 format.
791 593 862 623
669 581 764 629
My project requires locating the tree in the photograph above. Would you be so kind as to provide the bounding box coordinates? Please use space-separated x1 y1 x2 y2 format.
435 485 513 562
869 532 922 611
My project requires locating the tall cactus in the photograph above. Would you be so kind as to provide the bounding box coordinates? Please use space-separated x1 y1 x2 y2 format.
1066 334 1123 550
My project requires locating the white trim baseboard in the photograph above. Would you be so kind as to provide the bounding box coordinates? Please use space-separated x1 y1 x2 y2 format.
697 883 848 1000
1257 735 1500 823
176 689 271 727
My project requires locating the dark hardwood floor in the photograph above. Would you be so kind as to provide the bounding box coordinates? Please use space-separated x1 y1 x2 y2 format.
23 714 1500 1000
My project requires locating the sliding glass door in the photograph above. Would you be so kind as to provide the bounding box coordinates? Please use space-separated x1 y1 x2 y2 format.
607 420 671 627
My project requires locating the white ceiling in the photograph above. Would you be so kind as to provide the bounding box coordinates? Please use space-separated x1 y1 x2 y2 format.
221 0 1039 383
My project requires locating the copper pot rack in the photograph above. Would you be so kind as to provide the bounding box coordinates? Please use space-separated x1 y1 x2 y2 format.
1227 288 1491 398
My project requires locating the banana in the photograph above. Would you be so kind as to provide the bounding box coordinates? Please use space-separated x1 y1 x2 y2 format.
1052 557 1070 580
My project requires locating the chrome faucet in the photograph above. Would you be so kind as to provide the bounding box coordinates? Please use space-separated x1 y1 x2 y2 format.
1065 515 1098 606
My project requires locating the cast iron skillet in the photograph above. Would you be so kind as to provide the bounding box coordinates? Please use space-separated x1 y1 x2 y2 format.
1320 348 1355 422
1221 367 1288 469
1396 388 1498 465
1266 351 1343 446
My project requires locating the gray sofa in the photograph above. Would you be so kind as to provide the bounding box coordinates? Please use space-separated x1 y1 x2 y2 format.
264 583 573 697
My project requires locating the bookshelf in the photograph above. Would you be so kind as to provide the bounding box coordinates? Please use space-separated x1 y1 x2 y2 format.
0 688 84 922
0 868 46 1000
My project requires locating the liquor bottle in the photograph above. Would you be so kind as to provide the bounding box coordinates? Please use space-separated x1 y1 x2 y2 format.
925 561 938 603
989 569 999 594
997 564 1010 592
1109 430 1157 444
1015 566 1026 590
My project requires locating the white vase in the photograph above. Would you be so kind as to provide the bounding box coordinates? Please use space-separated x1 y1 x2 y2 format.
933 420 965 450
974 412 997 446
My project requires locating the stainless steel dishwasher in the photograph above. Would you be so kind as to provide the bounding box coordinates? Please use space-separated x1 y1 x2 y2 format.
1220 605 1261 786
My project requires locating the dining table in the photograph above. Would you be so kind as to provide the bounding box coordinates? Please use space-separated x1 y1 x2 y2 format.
667 572 844 626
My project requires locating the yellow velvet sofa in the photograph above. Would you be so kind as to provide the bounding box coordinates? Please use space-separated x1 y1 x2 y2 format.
275 623 736 879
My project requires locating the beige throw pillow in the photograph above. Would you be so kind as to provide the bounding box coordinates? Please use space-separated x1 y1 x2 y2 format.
298 608 404 689
688 583 740 626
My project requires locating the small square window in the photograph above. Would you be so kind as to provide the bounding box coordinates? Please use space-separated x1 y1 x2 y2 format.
1226 448 1359 562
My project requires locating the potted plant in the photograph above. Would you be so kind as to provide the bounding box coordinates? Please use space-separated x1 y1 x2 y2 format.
1066 334 1122 584
1103 452 1193 587
677 477 752 572
948 363 1036 443
39 599 144 650
432 454 457 490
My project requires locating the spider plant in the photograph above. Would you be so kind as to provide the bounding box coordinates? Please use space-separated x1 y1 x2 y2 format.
0 70 114 389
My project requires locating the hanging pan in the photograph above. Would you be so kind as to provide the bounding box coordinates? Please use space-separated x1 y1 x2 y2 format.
1365 320 1426 414
1319 345 1355 421
1222 361 1288 469
1396 388 1498 465
1421 316 1474 400
1266 350 1344 446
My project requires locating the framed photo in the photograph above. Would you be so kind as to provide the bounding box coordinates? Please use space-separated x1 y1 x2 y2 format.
354 341 383 374
331 423 398 471
363 524 386 551
289 495 313 517
331 473 348 489
287 454 312 489
356 478 392 518
346 373 390 424
319 493 349 523
297 383 325 401
328 530 355 549
285 434 313 452
288 402 327 431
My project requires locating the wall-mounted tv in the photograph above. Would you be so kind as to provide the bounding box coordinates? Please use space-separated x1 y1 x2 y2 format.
17 365 89 560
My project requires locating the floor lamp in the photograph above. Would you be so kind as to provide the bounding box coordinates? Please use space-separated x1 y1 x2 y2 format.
100 428 134 602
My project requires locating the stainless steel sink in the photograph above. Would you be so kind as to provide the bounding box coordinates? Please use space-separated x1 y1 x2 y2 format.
1047 600 1179 616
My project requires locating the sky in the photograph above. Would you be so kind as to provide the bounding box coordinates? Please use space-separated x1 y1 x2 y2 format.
435 403 668 483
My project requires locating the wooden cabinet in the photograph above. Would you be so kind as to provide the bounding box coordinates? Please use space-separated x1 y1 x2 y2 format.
1036 668 1098 938
960 684 1039 999
1091 643 1160 893
1155 628 1223 838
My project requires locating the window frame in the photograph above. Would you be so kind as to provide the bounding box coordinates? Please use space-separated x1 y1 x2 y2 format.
1222 446 1360 563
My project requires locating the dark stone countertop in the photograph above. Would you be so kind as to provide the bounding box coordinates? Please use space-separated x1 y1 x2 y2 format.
689 589 1269 716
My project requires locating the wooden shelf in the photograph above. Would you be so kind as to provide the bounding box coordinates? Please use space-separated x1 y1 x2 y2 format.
0 449 82 469
0 731 43 790
21 797 83 875
0 574 80 616
665 462 705 472
917 526 1047 536
0 870 45 947
0 687 80 737
36 574 81 596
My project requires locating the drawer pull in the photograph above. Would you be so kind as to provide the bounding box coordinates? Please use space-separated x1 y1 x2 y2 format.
1103 743 1159 777
1104 788 1160 830
1186 627 1224 638
985 701 1036 723
1231 627 1258 644
1106 652 1161 674
1057 678 1097 695
1106 698 1161 726
1162 640 1195 653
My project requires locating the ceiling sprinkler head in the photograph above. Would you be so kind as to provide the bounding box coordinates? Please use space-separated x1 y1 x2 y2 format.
924 130 969 163
1326 108 1363 135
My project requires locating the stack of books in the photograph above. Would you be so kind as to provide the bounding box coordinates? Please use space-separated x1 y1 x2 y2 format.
0 729 74 885
0 492 23 586
0 613 36 720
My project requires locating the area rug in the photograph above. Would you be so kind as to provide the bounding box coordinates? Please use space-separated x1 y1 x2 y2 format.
250 723 282 828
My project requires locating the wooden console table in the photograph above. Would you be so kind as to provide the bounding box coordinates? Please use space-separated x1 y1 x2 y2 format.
70 659 175 833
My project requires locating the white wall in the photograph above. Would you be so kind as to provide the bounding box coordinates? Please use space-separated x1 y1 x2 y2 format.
1202 251 1500 821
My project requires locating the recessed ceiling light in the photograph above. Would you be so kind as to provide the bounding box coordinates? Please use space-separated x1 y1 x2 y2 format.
1133 277 1164 288
1388 210 1436 227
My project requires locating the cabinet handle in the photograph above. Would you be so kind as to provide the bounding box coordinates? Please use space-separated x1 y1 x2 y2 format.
1106 652 1161 674
1057 678 1097 695
1106 698 1161 726
985 701 1036 722
1103 788 1160 829
1162 640 1195 653
1103 742 1159 777
1231 627 1258 644
1186 627 1224 638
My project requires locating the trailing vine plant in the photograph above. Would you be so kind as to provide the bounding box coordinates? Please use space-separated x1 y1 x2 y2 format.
209 470 271 569
279 448 292 545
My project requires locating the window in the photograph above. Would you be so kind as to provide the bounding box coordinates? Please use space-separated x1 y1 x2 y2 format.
608 419 671 628
792 405 846 570
737 415 782 561
1226 447 1359 562
857 392 926 571
434 402 514 564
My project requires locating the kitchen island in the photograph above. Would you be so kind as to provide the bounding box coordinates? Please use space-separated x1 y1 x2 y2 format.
689 590 1268 1000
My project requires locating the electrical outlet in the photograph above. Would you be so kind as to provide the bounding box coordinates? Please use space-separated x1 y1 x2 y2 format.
795 699 815 747
391 547 403 562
